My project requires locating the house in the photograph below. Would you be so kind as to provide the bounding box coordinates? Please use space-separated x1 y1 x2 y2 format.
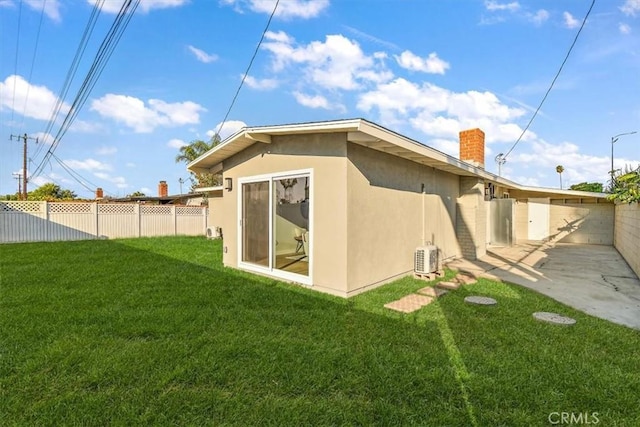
106 181 206 206
188 118 613 297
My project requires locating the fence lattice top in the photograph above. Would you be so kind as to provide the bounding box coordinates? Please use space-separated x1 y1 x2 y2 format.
141 205 173 215
98 204 136 214
49 203 94 213
0 201 205 216
177 206 206 216
0 201 43 213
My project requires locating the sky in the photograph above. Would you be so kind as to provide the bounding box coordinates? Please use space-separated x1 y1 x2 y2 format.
1 0 639 199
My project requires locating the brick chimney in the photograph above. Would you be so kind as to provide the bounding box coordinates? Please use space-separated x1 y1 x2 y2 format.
459 128 485 169
158 180 168 197
95 188 104 199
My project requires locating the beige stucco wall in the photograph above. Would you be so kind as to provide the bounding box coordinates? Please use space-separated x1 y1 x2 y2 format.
345 143 460 295
219 132 349 297
208 196 223 236
614 203 640 278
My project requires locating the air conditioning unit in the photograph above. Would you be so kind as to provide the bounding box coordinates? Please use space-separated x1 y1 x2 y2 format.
206 226 222 239
415 245 438 274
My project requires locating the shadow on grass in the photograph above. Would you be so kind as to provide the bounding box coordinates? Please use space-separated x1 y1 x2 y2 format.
2 237 640 426
353 274 640 426
1 237 464 426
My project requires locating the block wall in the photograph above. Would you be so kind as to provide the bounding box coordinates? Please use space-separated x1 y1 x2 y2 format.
548 202 614 244
614 203 640 278
456 177 486 259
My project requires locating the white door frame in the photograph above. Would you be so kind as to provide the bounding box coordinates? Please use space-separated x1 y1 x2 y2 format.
237 169 313 285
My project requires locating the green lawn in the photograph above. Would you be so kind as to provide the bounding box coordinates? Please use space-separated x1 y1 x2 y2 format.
1 236 638 426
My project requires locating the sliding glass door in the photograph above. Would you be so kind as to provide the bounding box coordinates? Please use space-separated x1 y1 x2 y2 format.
241 181 269 266
239 170 311 284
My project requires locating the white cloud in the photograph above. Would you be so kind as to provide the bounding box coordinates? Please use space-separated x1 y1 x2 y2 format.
88 0 188 14
395 51 450 75
484 1 520 12
224 0 329 19
32 132 54 145
293 91 331 109
126 162 136 168
262 32 392 90
90 94 206 133
96 146 117 155
621 0 640 16
94 172 128 189
508 139 639 188
483 2 550 26
187 45 218 63
357 78 528 143
29 175 60 188
563 12 579 29
513 175 541 187
69 119 102 133
167 138 187 149
64 158 112 171
148 99 205 126
529 9 549 25
244 74 279 90
619 23 631 34
24 0 61 22
343 25 401 51
208 120 247 139
429 138 460 157
0 75 69 120
264 30 294 44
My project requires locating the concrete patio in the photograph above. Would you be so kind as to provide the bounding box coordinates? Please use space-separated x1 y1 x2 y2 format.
446 241 640 330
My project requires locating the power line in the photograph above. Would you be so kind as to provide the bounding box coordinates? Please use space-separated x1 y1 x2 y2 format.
32 0 140 178
215 0 280 137
502 0 596 161
49 153 114 197
33 0 105 161
17 0 47 133
9 0 23 131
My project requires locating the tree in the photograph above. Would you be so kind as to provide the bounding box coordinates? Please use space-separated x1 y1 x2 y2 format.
27 183 77 201
127 191 146 197
555 165 564 189
569 182 603 193
607 166 640 204
175 135 222 190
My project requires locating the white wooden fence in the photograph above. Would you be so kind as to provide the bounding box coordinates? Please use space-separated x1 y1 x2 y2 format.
0 201 208 243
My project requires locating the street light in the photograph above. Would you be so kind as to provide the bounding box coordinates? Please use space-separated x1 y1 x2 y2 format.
611 131 637 184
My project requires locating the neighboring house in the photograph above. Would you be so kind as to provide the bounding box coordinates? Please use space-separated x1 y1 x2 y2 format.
107 181 206 206
188 118 612 297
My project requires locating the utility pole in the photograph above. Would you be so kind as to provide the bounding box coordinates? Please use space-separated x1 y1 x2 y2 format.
495 153 506 177
9 133 38 200
12 173 22 196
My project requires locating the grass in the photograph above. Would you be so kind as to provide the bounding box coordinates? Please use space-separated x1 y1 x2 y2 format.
1 236 639 426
